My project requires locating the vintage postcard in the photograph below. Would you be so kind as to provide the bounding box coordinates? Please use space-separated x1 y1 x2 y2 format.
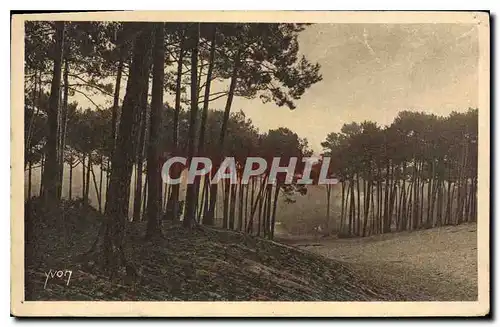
11 11 490 317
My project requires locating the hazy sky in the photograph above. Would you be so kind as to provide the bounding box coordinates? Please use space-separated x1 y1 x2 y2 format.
73 23 479 154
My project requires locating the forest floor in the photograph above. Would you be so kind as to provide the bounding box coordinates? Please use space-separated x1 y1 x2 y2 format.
281 223 478 301
24 201 477 301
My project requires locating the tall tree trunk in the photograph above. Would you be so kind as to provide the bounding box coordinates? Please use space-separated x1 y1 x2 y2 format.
388 178 397 229
270 183 280 239
39 154 44 196
132 75 150 222
229 182 237 230
436 178 444 226
90 165 102 212
243 181 249 232
383 163 390 233
237 180 244 231
146 23 165 239
85 153 91 206
363 179 371 236
57 58 69 200
100 24 153 277
111 39 126 155
183 23 200 228
370 181 376 235
400 163 407 230
407 181 414 230
198 25 217 226
444 180 453 225
99 157 103 212
340 181 345 233
412 162 420 230
25 70 38 168
263 184 272 237
419 179 425 228
69 155 73 201
202 176 211 219
165 33 186 222
246 175 267 234
222 180 230 228
349 179 355 236
41 21 64 205
356 174 361 235
247 177 256 234
142 177 148 218
257 186 263 237
206 48 242 223
325 184 331 233
197 177 207 221
81 154 86 201
27 161 33 200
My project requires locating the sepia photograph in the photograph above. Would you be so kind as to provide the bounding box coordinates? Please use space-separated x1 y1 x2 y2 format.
11 11 490 317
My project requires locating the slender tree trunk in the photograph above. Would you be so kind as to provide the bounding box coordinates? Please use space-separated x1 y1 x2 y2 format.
81 154 86 201
356 174 361 235
406 181 413 230
444 180 453 225
265 184 273 237
325 184 331 233
98 157 104 211
412 162 419 230
206 48 242 222
247 177 256 234
193 26 217 225
197 177 207 221
38 154 44 196
57 58 70 200
166 33 185 222
237 180 244 231
132 75 149 222
246 175 267 234
222 180 230 228
69 158 73 201
340 181 345 234
244 181 249 232
142 177 148 218
144 24 165 238
270 184 280 239
183 23 200 227
85 153 91 206
370 181 375 235
101 24 153 277
363 179 371 236
25 71 38 167
436 178 444 226
257 186 263 237
110 30 126 154
388 178 397 230
229 182 237 230
28 161 33 200
202 176 211 219
350 179 355 236
42 21 64 205
400 163 407 230
90 165 102 212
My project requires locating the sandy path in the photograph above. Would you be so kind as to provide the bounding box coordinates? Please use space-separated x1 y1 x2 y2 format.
295 223 478 301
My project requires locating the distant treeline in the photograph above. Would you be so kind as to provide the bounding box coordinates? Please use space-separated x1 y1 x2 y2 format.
321 109 478 237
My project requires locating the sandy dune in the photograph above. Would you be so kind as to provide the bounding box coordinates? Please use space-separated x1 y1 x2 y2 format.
295 223 478 301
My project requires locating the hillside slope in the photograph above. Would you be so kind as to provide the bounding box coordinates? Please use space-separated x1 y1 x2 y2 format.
25 203 413 301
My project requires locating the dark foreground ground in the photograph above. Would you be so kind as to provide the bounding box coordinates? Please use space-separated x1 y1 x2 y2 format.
24 201 416 301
